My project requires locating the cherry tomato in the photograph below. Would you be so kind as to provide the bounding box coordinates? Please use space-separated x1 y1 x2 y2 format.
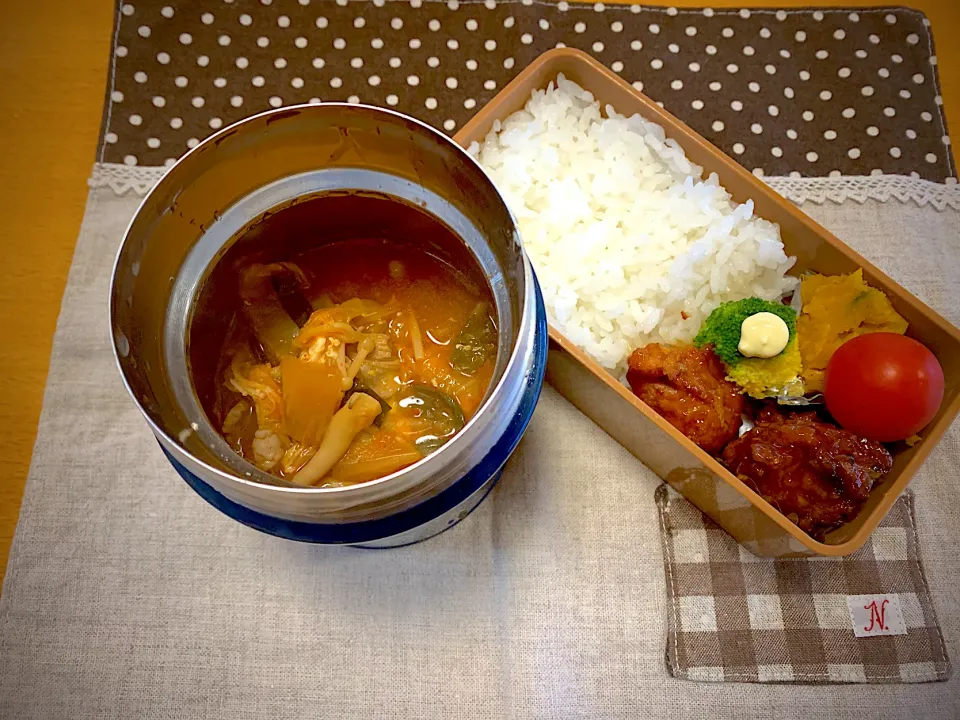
824 333 944 442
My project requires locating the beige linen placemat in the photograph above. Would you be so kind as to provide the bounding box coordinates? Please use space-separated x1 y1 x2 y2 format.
0 185 958 718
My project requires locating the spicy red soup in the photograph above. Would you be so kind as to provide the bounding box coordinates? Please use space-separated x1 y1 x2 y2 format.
208 234 497 488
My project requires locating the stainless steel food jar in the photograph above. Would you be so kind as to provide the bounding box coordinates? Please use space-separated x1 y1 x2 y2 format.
110 104 547 547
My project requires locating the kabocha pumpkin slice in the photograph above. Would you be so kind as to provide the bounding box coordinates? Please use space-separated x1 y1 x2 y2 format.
797 270 908 392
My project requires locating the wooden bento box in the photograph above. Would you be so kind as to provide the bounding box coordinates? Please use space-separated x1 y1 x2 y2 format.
454 48 960 557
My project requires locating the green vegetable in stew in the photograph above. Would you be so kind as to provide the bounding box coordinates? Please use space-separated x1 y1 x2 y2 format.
450 303 497 375
396 385 465 453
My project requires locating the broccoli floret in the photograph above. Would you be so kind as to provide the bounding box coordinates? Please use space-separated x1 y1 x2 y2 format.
694 298 796 366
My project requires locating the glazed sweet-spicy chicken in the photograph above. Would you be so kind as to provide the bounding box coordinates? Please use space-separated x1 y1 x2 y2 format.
626 343 745 454
721 405 893 538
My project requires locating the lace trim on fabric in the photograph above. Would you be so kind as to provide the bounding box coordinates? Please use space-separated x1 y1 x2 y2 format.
89 163 169 196
89 162 960 210
765 174 960 211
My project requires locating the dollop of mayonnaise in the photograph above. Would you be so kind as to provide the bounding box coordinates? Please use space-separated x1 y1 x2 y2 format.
738 312 789 359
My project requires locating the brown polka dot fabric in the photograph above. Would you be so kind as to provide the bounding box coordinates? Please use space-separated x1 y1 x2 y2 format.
102 2 955 181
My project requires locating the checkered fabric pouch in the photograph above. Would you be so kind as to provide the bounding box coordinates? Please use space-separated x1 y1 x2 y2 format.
656 486 950 684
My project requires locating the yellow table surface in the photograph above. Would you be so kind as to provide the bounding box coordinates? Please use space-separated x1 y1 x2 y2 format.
1 0 958 586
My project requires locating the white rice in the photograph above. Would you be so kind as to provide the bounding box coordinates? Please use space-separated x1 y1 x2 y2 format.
468 74 798 374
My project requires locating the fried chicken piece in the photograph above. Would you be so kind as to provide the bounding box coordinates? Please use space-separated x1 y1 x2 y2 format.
721 405 893 538
626 343 745 454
